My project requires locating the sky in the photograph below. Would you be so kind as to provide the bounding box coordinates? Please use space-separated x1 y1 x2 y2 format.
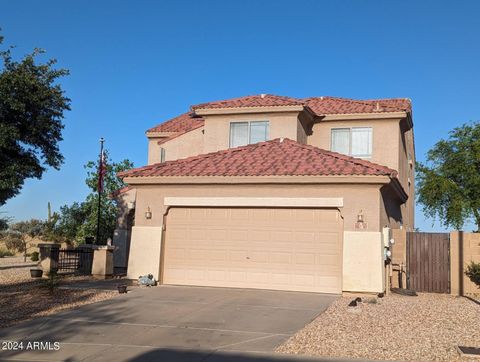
1 0 479 231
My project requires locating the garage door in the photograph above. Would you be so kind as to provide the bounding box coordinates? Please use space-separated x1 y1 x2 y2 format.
163 207 343 294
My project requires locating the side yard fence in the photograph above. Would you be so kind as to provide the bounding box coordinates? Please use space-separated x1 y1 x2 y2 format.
38 243 115 278
391 230 480 295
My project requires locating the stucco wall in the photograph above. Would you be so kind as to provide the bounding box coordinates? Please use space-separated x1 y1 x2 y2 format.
308 118 401 172
343 231 385 293
133 183 384 233
147 127 205 165
450 231 480 296
398 121 415 230
202 112 301 153
127 226 163 280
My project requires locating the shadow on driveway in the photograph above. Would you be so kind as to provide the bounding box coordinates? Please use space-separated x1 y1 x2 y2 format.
0 285 340 362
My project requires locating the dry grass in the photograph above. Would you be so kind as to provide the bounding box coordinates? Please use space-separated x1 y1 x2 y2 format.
0 267 116 328
277 293 480 361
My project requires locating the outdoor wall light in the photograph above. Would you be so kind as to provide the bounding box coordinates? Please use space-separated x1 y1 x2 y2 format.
354 210 368 230
357 210 364 223
145 207 152 220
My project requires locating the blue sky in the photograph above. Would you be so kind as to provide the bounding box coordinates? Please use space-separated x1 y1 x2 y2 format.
1 0 479 231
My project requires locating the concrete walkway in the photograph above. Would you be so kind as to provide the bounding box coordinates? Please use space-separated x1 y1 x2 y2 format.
0 285 352 361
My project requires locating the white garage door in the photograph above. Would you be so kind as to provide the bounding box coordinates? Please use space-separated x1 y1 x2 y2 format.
163 207 343 294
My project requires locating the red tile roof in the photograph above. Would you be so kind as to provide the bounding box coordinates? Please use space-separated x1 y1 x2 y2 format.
192 94 304 110
305 96 411 115
146 95 411 137
119 138 397 179
147 112 204 133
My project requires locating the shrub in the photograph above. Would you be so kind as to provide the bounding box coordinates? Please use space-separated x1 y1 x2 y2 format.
0 248 15 258
465 261 480 288
30 251 39 261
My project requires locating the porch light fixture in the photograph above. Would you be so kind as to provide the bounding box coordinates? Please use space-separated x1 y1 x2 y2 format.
357 210 364 223
355 210 368 230
145 207 152 220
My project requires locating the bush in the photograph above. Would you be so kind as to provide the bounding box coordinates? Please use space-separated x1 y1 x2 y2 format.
4 235 25 252
30 251 39 261
0 248 15 258
465 261 480 288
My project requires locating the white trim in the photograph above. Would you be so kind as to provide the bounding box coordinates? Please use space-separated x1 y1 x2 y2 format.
321 112 407 120
194 105 304 115
164 197 343 208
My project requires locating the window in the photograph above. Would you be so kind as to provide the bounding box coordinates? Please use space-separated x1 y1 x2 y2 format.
160 147 166 163
331 127 372 158
230 121 269 148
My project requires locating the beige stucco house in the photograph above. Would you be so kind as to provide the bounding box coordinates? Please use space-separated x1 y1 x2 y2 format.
114 94 415 294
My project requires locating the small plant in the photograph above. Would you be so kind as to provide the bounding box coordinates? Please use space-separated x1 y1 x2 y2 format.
0 248 15 258
465 261 480 288
30 251 39 261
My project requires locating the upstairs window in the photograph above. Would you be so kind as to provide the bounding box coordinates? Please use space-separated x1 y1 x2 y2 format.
331 127 372 158
160 147 166 163
230 121 269 148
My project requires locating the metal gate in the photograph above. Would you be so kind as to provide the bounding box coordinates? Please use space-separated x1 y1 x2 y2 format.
406 232 450 293
51 248 93 274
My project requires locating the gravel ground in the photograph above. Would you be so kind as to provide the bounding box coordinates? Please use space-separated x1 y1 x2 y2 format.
277 293 480 361
0 267 117 328
0 256 36 266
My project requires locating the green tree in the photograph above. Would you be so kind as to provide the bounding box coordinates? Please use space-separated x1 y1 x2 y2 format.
79 154 133 244
416 122 480 231
48 153 133 244
2 219 44 261
0 34 70 205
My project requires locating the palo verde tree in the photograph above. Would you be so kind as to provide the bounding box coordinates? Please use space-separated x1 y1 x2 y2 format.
0 33 70 205
416 122 480 231
2 219 44 262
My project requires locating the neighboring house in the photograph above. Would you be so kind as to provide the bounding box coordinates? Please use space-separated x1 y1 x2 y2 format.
114 94 414 294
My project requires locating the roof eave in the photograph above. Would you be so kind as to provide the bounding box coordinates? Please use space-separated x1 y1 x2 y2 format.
319 111 408 121
122 174 392 185
389 177 409 203
145 131 178 138
193 105 305 115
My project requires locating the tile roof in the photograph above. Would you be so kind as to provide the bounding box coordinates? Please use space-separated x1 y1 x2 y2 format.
305 96 411 115
146 95 411 138
147 112 204 133
119 138 397 179
192 94 304 110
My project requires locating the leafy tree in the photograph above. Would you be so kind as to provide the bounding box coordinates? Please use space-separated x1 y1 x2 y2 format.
46 153 133 244
0 213 9 231
79 154 133 244
2 219 44 261
416 122 480 231
0 34 70 205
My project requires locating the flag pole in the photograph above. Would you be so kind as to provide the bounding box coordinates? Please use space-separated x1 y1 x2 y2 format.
96 137 105 245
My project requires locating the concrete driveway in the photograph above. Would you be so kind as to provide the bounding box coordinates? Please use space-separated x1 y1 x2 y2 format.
0 285 339 361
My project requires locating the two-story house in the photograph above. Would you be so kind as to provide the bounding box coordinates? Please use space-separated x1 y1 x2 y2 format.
115 94 414 294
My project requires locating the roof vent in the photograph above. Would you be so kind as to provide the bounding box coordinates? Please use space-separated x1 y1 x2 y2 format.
260 94 266 98
280 137 284 143
374 102 383 112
